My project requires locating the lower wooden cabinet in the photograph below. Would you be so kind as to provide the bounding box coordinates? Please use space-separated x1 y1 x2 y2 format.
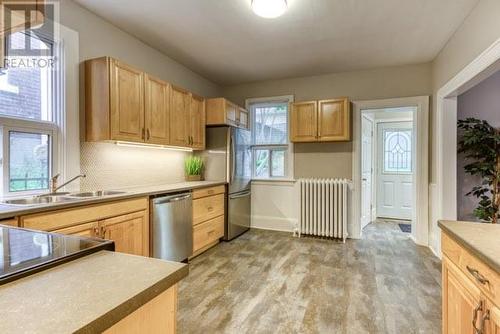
104 284 177 334
20 198 150 257
193 215 224 253
101 211 149 257
442 231 500 334
191 185 226 256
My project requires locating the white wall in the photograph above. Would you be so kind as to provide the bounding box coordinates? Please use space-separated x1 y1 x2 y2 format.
57 0 222 189
430 0 500 255
251 181 298 232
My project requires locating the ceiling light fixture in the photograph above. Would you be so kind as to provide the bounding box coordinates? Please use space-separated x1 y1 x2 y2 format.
251 0 287 18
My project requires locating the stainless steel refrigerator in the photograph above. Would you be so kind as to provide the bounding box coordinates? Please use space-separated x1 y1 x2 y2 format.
203 126 251 240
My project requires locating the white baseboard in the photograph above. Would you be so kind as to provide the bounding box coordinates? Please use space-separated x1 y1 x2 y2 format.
251 215 297 232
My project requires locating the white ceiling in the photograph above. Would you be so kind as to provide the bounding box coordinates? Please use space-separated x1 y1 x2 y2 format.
74 0 479 85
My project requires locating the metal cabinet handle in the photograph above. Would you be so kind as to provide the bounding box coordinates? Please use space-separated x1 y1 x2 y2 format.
207 206 214 212
473 300 482 333
146 129 151 140
477 309 490 334
467 266 489 285
93 226 100 237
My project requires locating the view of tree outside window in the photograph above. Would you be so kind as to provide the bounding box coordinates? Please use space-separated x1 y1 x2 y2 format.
252 103 288 178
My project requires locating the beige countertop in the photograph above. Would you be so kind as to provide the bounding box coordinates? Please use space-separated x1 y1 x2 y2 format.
0 251 188 334
0 180 226 220
439 220 500 273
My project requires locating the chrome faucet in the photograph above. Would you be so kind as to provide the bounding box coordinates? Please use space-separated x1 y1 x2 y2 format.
49 174 86 194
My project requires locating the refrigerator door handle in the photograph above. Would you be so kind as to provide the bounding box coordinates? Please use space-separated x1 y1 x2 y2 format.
229 191 251 199
230 134 236 184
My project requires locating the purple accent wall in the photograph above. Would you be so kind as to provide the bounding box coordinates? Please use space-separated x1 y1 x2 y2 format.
457 70 500 221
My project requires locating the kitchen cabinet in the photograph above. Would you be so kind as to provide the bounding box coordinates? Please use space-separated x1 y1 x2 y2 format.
290 101 318 142
206 98 249 129
110 59 145 142
101 211 149 257
104 284 177 334
53 221 99 238
442 231 500 334
290 97 350 142
170 85 191 147
20 197 150 257
191 185 225 256
189 94 206 149
0 218 18 227
85 57 206 149
145 74 170 145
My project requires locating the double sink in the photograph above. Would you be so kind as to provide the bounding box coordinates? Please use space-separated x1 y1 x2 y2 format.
2 190 127 206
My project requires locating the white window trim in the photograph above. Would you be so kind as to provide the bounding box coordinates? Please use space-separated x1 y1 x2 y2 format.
246 95 295 182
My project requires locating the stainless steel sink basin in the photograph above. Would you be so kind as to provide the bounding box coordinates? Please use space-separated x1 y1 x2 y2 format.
2 196 78 206
67 190 127 198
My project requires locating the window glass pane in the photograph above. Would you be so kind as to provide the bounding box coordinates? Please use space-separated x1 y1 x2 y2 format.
271 150 285 177
383 129 412 173
0 31 54 121
9 131 50 192
254 104 287 145
254 149 269 178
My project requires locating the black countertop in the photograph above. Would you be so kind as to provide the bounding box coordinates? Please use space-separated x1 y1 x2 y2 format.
0 225 114 285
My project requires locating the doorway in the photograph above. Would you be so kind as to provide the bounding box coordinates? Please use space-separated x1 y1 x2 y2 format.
352 96 429 245
360 108 415 233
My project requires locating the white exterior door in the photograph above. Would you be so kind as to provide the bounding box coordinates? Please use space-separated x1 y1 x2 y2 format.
361 116 373 229
376 122 413 220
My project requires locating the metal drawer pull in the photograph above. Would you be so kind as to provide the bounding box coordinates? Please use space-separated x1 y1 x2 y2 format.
473 300 483 334
207 206 214 212
467 266 489 285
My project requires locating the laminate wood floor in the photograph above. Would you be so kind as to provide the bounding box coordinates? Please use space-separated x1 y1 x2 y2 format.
178 220 441 334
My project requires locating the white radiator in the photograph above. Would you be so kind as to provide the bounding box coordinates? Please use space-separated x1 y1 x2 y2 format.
297 178 350 242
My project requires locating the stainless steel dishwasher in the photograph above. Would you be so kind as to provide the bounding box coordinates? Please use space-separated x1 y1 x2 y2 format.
151 192 192 262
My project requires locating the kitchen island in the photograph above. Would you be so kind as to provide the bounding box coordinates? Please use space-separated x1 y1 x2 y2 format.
0 250 188 333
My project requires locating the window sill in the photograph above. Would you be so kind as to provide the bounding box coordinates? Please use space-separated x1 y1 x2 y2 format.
251 178 296 186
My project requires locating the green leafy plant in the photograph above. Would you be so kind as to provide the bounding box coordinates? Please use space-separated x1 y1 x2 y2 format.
184 156 204 176
457 118 500 223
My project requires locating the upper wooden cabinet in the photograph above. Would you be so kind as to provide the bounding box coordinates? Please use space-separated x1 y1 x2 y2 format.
169 85 191 147
190 94 206 150
206 98 249 129
290 101 318 142
290 97 350 142
85 57 206 150
110 60 145 142
144 74 170 145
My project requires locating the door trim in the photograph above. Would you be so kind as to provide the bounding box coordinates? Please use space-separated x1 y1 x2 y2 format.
352 96 429 246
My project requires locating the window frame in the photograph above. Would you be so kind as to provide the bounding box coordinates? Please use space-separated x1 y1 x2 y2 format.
246 95 294 181
0 27 65 197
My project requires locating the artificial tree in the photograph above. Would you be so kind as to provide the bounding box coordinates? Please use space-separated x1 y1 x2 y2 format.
458 118 500 223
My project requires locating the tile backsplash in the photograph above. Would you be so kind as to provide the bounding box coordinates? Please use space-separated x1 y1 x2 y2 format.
80 142 188 191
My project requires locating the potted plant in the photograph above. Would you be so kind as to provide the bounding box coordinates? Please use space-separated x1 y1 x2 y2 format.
184 156 204 182
458 118 500 223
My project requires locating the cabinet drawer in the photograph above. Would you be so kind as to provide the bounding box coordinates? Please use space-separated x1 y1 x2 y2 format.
0 218 18 227
21 197 149 232
193 215 224 253
192 185 225 199
193 194 224 225
442 232 500 305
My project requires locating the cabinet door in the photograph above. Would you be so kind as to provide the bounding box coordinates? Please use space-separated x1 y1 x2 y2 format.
101 210 149 257
318 98 350 141
110 59 145 142
170 86 190 147
239 107 249 129
190 94 206 150
487 302 500 334
144 75 170 145
53 222 99 238
290 101 317 142
443 257 483 334
225 101 238 125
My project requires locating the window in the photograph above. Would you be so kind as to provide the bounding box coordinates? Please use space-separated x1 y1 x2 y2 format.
248 96 294 179
0 30 61 196
383 128 412 173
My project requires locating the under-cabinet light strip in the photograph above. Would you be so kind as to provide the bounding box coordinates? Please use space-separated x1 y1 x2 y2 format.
115 141 193 152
